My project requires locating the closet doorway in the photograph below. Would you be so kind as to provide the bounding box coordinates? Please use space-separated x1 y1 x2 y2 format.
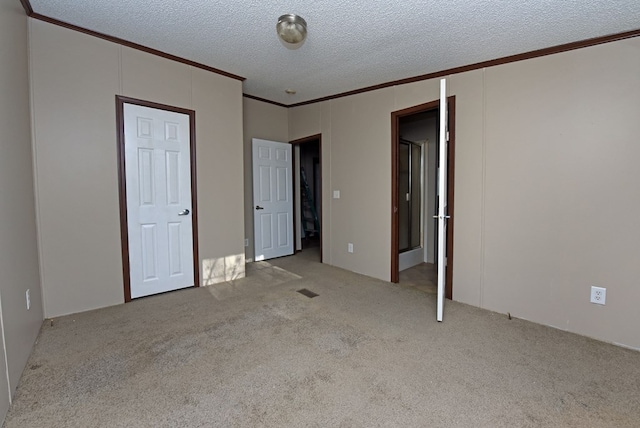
291 134 322 262
391 98 455 299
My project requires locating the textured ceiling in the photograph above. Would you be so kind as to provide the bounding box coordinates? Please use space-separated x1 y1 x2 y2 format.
29 1 640 105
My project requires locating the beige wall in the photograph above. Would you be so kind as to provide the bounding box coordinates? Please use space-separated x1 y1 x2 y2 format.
0 0 45 419
30 20 245 318
481 39 640 349
288 38 640 349
242 98 289 261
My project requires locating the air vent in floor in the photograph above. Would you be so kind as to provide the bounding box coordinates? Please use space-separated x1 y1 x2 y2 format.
297 288 319 298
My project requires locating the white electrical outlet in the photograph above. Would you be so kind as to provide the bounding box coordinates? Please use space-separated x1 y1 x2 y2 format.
26 289 31 310
590 286 606 305
333 190 340 199
244 239 249 247
348 243 354 253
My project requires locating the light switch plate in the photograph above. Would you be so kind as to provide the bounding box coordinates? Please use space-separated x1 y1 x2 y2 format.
333 190 340 199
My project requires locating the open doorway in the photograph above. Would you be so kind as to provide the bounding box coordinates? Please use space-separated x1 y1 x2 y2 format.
291 134 322 262
391 98 455 299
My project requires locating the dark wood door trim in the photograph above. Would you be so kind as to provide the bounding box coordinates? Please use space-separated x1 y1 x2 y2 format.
290 134 323 263
116 95 200 302
445 98 456 300
391 97 456 300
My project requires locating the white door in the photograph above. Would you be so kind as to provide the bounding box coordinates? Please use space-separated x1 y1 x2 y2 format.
124 103 195 299
252 138 294 261
436 79 449 322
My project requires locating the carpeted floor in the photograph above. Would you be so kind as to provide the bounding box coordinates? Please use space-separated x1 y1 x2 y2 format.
4 249 640 427
399 261 437 294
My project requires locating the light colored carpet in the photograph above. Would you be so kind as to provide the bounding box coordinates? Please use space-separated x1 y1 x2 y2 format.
4 249 640 427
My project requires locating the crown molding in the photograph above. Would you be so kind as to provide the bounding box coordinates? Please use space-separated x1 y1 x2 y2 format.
287 28 640 108
21 1 244 82
20 1 640 109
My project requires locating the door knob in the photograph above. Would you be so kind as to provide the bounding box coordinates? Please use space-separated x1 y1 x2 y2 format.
255 206 264 210
178 209 190 216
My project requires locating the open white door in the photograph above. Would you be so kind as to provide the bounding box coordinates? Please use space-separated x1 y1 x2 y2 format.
252 138 294 261
436 79 449 322
123 103 195 299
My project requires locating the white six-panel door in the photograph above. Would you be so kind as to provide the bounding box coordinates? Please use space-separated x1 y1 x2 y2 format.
252 138 293 261
124 103 195 298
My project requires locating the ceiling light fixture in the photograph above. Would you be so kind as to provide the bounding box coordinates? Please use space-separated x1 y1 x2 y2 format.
285 89 297 95
276 14 307 45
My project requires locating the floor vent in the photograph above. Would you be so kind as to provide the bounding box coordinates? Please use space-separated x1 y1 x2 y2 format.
297 288 319 298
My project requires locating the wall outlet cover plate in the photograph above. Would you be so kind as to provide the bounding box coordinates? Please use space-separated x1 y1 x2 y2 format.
590 286 606 305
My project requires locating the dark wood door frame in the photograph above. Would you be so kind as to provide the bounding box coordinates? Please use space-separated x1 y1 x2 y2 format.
116 95 200 302
391 97 456 300
290 134 323 263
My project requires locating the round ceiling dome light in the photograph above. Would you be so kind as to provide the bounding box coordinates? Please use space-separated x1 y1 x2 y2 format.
276 14 307 44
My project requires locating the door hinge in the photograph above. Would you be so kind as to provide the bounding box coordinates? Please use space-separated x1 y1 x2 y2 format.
446 131 450 142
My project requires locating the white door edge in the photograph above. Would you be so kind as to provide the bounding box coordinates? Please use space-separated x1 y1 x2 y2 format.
436 79 448 322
